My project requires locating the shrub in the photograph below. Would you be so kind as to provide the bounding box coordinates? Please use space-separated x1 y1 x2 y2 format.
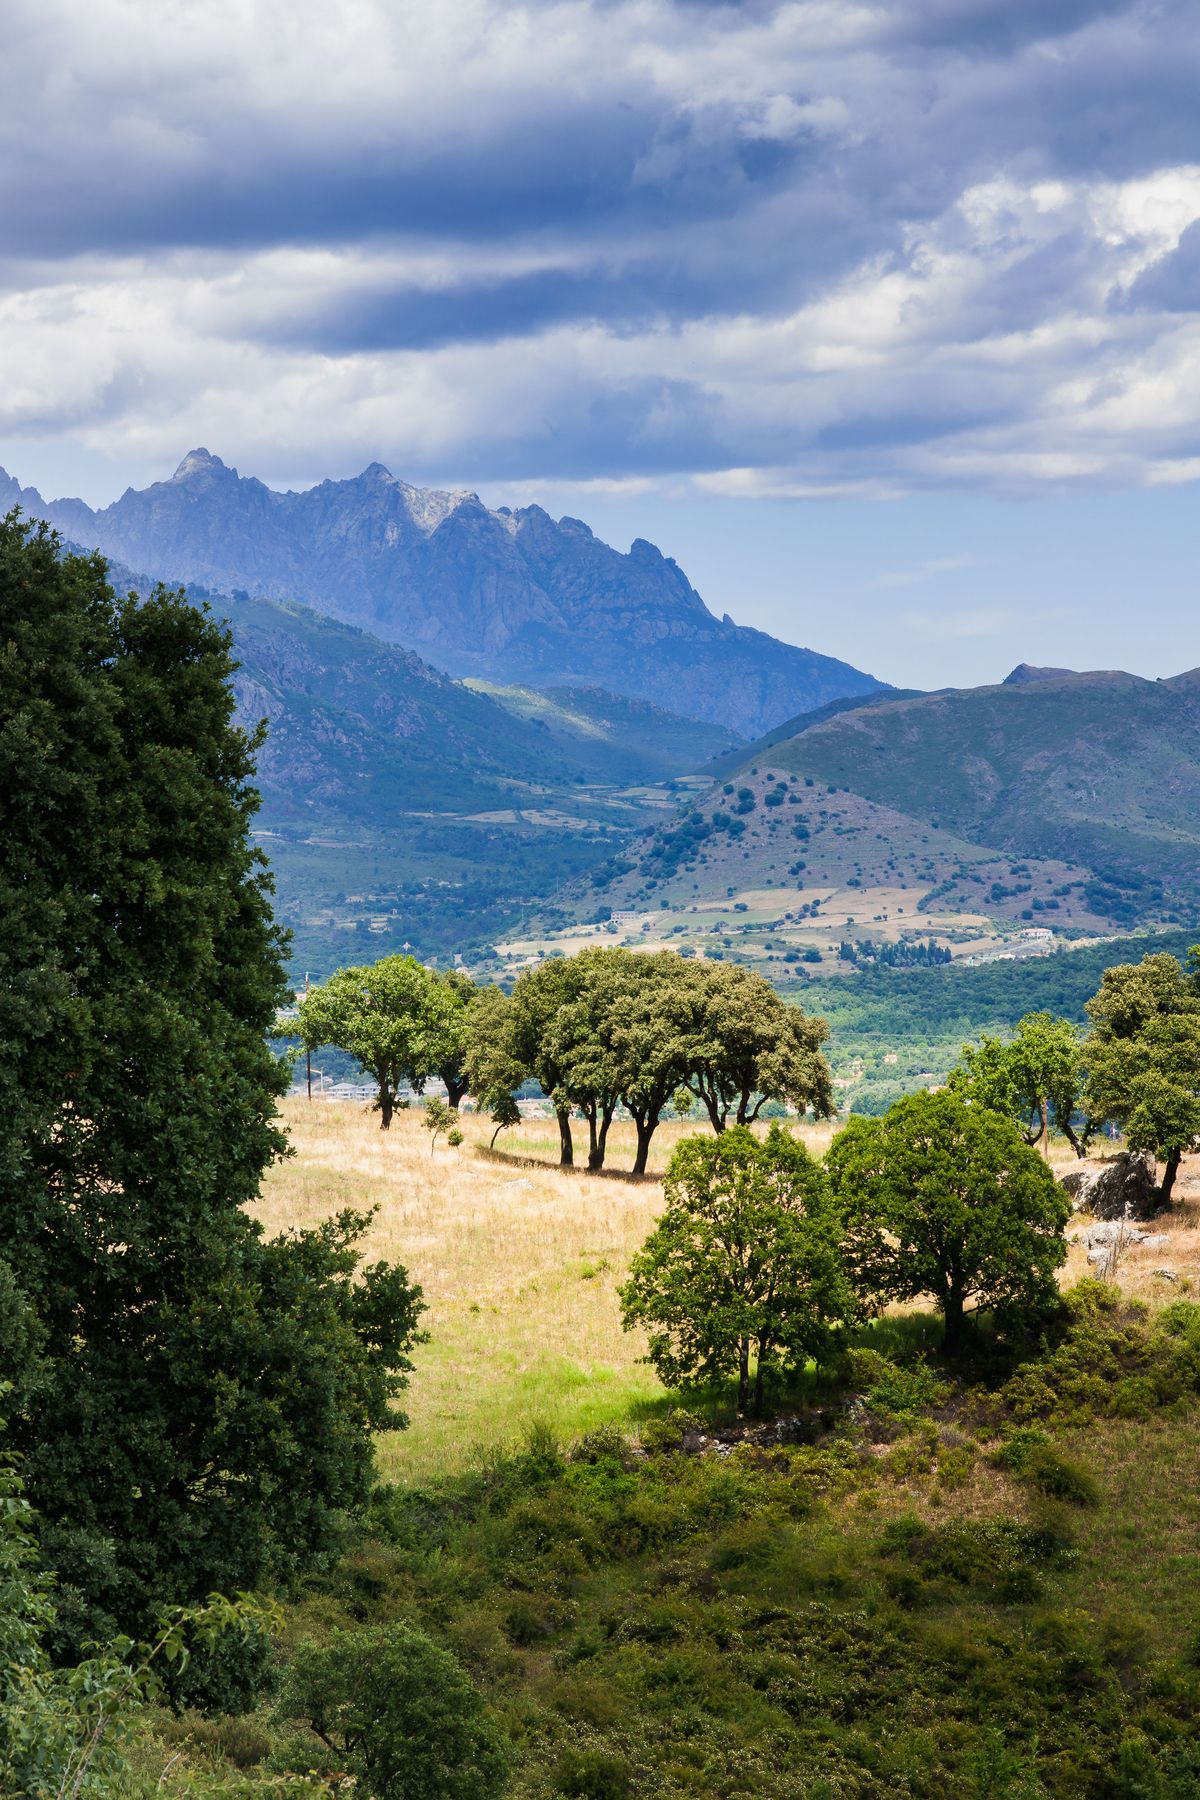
554 1746 633 1799
280 1623 510 1800
1024 1446 1099 1507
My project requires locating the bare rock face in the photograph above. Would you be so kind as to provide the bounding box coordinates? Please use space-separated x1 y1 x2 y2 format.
0 451 887 740
1059 1150 1162 1220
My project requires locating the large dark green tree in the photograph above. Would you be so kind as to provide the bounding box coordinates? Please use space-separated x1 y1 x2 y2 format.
0 516 424 1653
827 1090 1069 1354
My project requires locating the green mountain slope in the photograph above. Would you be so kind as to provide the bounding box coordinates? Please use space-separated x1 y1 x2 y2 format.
77 559 705 971
530 668 1200 1001
729 668 1200 903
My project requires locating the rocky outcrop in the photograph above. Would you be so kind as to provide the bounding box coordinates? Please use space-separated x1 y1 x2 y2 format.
3 450 886 739
1059 1151 1163 1220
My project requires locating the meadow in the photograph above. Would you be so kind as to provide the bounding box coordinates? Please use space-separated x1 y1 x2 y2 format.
255 1098 1199 1482
255 1101 832 1481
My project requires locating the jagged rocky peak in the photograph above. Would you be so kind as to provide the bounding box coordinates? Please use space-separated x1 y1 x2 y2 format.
348 459 476 531
11 448 887 739
172 447 233 481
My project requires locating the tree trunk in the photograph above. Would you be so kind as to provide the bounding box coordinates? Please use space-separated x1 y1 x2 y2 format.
1161 1148 1182 1206
377 1077 393 1131
737 1339 750 1413
694 1081 725 1133
1039 1095 1050 1158
1063 1121 1086 1158
632 1114 656 1176
556 1106 574 1168
442 1070 469 1111
752 1357 765 1416
588 1106 615 1172
942 1288 965 1356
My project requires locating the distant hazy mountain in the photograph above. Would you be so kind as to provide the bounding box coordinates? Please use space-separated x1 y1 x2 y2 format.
2 450 885 738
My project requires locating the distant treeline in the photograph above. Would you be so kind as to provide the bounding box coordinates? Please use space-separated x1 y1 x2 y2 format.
805 929 1199 1048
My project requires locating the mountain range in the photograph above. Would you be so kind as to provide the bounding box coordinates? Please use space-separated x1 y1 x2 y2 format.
9 456 1197 974
0 450 884 740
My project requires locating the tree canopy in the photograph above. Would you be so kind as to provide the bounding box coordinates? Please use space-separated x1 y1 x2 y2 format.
620 1125 853 1411
953 1011 1086 1156
827 1089 1069 1353
0 516 424 1667
297 954 469 1127
1083 950 1200 1203
686 962 833 1131
462 948 832 1175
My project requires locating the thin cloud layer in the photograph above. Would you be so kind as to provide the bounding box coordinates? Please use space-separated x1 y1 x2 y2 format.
2 0 1199 495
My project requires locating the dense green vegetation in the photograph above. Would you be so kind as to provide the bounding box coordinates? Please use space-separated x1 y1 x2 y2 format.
799 930 1200 1108
5 528 1200 1798
255 1285 1200 1798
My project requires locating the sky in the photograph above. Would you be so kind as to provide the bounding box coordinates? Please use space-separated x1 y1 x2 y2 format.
2 0 1198 688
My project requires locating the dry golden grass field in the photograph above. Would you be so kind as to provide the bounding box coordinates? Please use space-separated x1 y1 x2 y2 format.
252 1098 1200 1486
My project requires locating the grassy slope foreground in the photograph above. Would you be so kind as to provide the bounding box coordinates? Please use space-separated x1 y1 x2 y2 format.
139 1102 1200 1794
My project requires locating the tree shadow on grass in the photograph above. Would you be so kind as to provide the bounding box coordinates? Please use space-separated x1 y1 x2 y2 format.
474 1145 660 1183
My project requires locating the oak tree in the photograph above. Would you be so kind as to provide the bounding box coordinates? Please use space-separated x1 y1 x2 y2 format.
827 1090 1069 1354
620 1126 852 1411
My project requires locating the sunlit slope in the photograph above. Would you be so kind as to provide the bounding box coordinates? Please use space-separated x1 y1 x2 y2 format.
729 669 1200 893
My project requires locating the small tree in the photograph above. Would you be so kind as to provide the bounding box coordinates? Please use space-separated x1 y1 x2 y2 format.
1084 951 1200 1203
486 1091 522 1150
954 1012 1086 1156
424 1095 453 1154
619 1125 853 1412
282 1623 509 1800
298 955 451 1129
827 1090 1069 1355
672 1087 694 1120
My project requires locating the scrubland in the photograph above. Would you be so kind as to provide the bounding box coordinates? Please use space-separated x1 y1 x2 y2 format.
130 1101 1200 1793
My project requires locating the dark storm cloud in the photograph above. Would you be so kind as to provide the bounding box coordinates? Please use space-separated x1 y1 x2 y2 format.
2 0 1199 491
